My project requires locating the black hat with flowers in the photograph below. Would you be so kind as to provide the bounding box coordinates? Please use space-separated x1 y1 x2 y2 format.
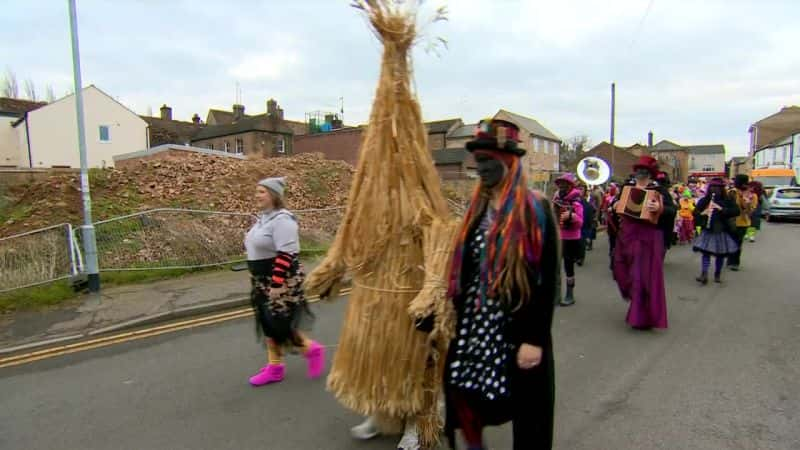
466 119 526 156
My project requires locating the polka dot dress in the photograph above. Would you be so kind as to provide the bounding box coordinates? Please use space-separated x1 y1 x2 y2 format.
447 224 514 401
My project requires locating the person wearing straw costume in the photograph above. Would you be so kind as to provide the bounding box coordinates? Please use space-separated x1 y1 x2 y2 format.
303 2 457 449
244 177 325 386
444 119 560 450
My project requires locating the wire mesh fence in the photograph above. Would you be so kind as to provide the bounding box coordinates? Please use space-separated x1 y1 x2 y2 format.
0 224 78 293
84 207 345 272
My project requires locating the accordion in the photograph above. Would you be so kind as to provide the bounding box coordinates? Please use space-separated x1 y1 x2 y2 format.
615 186 662 224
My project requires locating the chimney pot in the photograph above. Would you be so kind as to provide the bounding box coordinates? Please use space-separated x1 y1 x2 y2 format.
232 104 245 121
648 130 654 147
160 104 172 121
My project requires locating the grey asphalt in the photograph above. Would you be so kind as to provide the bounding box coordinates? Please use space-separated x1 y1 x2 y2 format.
1 222 799 450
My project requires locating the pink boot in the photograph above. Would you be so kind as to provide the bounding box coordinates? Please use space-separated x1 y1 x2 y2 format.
304 341 325 379
249 363 285 386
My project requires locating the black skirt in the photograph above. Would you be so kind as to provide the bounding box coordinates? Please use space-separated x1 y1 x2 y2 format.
248 258 313 345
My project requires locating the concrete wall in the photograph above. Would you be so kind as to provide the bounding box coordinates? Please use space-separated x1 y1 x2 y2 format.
0 168 79 189
24 86 148 168
0 116 19 167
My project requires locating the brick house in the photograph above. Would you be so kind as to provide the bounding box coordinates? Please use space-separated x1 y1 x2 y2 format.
649 140 689 183
493 109 561 174
582 142 676 183
141 104 205 147
425 118 462 151
293 126 364 166
191 99 295 158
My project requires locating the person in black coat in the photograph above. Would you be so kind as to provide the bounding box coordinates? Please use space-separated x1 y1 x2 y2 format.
655 171 678 257
692 177 740 283
444 119 560 450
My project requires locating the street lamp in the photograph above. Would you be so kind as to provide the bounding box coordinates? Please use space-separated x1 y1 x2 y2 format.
68 0 100 292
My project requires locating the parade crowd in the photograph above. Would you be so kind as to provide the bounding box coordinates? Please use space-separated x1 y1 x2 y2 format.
239 119 765 450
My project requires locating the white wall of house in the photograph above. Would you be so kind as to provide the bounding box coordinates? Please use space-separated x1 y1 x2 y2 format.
754 136 793 169
20 86 147 168
0 116 19 167
689 152 726 172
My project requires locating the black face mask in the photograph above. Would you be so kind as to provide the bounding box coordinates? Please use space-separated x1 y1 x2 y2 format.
476 157 506 188
557 184 570 196
635 168 651 180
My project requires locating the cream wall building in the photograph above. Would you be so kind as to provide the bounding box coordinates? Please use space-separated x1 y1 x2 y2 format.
13 86 147 168
493 109 561 174
0 115 19 167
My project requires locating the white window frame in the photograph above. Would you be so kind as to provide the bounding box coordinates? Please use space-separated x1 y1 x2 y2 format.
224 141 230 152
235 138 244 154
276 136 286 154
209 143 214 150
98 125 111 143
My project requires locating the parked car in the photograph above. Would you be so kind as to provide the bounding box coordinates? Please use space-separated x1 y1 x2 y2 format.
765 186 800 222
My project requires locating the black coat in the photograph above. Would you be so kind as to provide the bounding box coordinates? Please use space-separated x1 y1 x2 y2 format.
445 196 560 450
693 195 740 233
655 185 678 249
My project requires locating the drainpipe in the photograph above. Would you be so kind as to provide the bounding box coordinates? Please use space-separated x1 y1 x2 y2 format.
24 112 33 168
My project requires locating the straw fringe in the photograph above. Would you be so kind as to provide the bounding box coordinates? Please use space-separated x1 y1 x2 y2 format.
304 2 450 448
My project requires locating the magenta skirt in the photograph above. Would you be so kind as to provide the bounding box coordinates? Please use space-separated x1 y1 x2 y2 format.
613 218 668 329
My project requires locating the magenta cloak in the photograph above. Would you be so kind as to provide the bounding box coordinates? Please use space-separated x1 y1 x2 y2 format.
613 217 668 329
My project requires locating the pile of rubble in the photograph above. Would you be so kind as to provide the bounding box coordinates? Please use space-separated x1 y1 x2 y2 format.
1 153 353 237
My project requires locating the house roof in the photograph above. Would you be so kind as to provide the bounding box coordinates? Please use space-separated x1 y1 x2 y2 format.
0 97 47 116
425 118 462 134
191 114 294 141
494 109 560 142
141 116 204 146
432 148 469 165
687 144 725 155
651 139 683 151
752 105 800 127
10 85 146 128
448 123 476 139
206 109 243 125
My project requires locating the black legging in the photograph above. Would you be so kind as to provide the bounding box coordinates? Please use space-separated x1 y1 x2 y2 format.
562 239 583 278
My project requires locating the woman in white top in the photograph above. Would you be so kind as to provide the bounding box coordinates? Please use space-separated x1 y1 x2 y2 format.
244 177 324 386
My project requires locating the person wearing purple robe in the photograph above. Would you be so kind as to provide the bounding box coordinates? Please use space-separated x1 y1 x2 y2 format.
612 156 674 330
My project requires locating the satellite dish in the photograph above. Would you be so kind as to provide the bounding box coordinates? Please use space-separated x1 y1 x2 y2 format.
576 156 611 186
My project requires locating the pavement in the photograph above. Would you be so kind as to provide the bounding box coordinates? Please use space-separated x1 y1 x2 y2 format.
0 259 321 353
0 222 799 449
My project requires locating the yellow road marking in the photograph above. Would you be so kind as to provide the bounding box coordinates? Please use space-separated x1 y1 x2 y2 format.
0 288 351 369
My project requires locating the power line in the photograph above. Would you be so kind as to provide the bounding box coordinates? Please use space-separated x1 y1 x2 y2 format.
628 0 656 52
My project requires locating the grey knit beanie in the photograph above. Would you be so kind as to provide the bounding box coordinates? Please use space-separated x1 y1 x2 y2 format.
258 177 286 198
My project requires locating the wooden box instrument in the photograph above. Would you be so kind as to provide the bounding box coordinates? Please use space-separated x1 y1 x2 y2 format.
615 186 662 224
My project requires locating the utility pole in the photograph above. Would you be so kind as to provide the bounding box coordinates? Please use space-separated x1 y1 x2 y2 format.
69 0 100 292
610 82 616 172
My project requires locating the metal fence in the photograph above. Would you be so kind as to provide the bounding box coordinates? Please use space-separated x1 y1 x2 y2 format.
0 207 345 292
0 223 79 293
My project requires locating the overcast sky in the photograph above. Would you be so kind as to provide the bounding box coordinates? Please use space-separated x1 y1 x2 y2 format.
3 0 799 157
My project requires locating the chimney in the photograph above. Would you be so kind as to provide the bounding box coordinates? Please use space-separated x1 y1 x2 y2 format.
648 130 654 147
232 104 245 121
277 108 284 120
267 98 278 119
160 104 172 121
192 113 201 125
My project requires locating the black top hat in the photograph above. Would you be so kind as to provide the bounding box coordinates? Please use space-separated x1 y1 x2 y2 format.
465 119 526 156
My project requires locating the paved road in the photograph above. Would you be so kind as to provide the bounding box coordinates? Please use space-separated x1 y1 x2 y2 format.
1 222 799 450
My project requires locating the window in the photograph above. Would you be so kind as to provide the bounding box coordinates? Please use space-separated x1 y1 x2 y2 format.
235 138 244 154
703 165 714 172
224 141 230 152
275 136 286 154
208 143 214 150
531 138 537 152
98 125 110 142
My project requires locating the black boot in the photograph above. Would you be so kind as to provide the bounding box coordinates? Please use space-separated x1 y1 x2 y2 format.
560 278 576 306
696 273 708 285
714 272 722 283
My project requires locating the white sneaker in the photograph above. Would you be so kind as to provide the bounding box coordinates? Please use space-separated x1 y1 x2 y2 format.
397 421 420 450
350 416 380 440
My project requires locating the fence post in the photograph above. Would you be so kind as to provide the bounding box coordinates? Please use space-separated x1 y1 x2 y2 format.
66 224 78 276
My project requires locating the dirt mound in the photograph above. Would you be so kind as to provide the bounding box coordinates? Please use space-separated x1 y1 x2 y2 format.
1 153 354 237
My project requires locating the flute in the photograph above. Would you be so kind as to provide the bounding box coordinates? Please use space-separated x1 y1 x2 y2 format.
706 193 716 230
